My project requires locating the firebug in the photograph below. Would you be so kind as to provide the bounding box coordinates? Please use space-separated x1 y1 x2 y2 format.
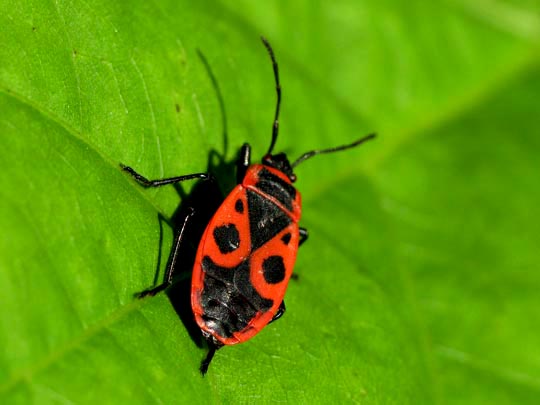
121 37 376 374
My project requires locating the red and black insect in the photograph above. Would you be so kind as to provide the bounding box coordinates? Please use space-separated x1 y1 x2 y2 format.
121 37 375 375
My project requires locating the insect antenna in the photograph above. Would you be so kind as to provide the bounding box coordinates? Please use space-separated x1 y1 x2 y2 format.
291 133 376 168
261 36 281 156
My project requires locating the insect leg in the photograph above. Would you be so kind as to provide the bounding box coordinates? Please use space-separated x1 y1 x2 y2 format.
121 164 214 188
299 227 309 246
270 301 286 323
136 208 195 298
200 339 223 376
236 143 251 184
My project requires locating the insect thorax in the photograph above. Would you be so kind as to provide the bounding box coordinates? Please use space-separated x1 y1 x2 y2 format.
243 164 301 221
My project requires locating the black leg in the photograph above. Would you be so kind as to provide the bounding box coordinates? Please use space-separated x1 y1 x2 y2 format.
200 339 223 376
121 164 213 188
136 208 195 298
299 227 308 246
236 143 251 184
270 301 286 323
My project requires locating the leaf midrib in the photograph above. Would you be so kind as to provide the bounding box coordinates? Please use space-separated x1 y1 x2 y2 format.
0 298 145 393
0 85 166 217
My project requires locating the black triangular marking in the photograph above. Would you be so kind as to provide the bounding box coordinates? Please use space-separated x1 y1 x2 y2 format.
247 189 291 252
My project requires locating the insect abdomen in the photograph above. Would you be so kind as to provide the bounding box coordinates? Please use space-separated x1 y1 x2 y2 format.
199 256 273 339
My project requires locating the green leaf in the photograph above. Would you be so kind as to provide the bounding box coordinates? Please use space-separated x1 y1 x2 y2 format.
1 0 539 403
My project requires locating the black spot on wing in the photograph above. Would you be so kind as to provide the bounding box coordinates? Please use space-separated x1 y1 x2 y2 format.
213 224 240 254
262 256 286 284
235 198 244 213
256 168 296 211
247 189 291 251
281 232 291 245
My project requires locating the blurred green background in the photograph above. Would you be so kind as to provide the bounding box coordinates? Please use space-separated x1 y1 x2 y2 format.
1 0 539 403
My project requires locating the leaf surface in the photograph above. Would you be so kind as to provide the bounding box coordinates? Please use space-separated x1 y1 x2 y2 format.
1 0 539 403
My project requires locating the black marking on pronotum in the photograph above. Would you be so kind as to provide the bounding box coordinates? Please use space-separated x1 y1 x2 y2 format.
281 233 291 245
235 198 244 214
213 224 240 254
262 255 286 284
247 189 291 251
256 168 296 211
201 256 273 337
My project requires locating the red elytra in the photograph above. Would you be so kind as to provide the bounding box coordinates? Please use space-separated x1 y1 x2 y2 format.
121 37 376 375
